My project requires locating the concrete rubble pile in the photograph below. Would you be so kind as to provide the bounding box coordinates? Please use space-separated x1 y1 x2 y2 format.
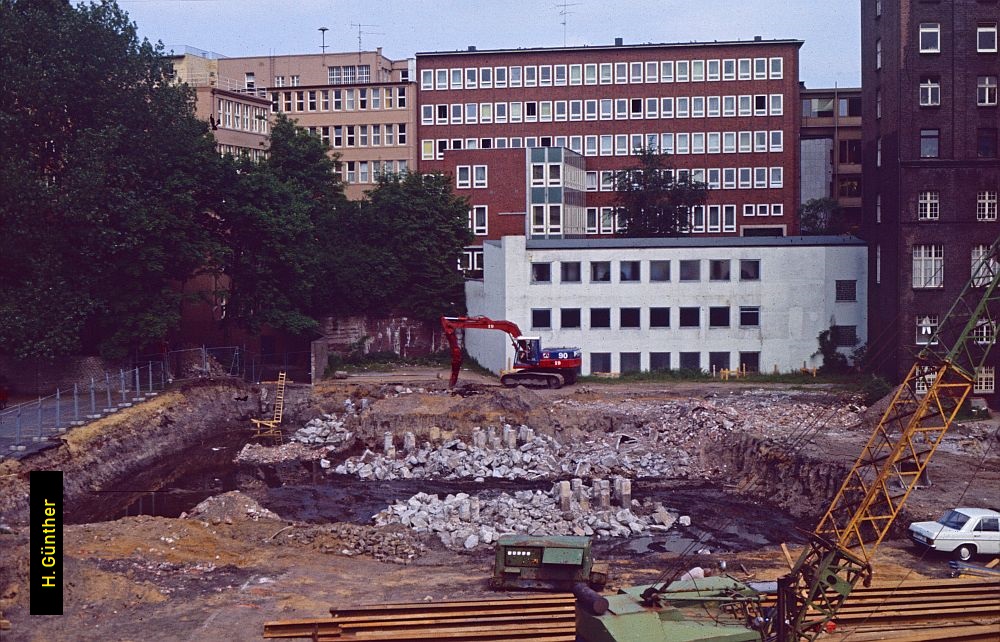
289 412 355 448
235 441 320 465
283 523 425 564
373 478 685 551
185 491 281 524
334 424 683 482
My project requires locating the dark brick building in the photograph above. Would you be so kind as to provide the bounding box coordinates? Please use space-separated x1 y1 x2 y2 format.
861 0 999 400
415 39 803 269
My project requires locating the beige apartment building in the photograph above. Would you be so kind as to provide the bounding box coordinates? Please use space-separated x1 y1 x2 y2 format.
168 48 271 161
217 50 417 200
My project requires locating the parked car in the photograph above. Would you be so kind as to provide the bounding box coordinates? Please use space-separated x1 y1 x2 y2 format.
908 507 1000 561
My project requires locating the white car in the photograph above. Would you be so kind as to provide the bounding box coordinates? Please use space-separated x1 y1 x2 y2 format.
908 507 1000 561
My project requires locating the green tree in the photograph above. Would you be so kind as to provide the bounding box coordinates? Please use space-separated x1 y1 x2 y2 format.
216 114 348 335
799 197 842 235
322 172 471 319
0 0 223 358
613 148 708 237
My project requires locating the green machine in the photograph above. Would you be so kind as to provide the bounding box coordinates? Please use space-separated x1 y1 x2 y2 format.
576 577 764 642
490 534 608 591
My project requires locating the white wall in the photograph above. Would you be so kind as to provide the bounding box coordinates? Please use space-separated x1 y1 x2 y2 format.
466 235 867 376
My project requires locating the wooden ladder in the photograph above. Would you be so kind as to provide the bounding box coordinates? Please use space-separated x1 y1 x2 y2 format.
252 371 287 443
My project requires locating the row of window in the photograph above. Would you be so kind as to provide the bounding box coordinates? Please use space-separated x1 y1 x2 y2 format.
911 244 998 289
916 22 998 54
422 132 787 162
216 99 269 134
919 75 998 107
339 159 409 184
915 316 996 346
217 144 267 162
419 57 785 91
916 190 998 221
529 258 763 284
270 86 407 114
529 305 762 331
588 350 762 375
895 127 999 160
310 123 408 148
420 94 784 125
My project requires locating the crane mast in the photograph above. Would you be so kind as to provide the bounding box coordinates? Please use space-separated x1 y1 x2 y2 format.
773 236 1000 642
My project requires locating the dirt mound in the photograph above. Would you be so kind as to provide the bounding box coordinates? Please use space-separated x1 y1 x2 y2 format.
186 491 281 524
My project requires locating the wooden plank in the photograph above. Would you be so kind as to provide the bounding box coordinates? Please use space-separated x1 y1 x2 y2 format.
329 596 574 616
832 603 1000 623
780 542 795 570
338 613 574 631
330 606 574 625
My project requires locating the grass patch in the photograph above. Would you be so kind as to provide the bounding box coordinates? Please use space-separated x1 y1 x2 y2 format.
325 350 452 375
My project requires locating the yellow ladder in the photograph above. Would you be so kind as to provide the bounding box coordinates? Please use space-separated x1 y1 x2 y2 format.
251 371 287 443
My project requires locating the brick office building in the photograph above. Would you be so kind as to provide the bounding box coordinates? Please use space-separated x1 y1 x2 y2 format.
861 0 999 400
217 50 417 201
416 39 804 269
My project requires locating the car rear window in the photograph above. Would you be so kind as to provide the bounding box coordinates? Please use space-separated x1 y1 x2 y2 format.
938 510 970 529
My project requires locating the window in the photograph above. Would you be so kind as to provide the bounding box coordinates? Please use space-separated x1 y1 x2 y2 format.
915 315 939 345
831 325 858 347
469 206 487 235
590 308 611 328
709 352 730 372
531 263 551 283
979 76 999 106
920 129 939 158
620 261 641 282
456 165 471 189
709 307 730 328
978 24 998 53
679 307 700 328
978 191 998 221
976 367 996 394
739 306 760 327
920 23 940 53
918 191 940 220
740 259 761 281
591 352 611 373
650 353 671 371
836 280 857 302
650 260 670 282
973 244 999 286
972 319 996 345
561 308 581 328
556 261 581 283
679 259 700 281
591 261 611 282
875 39 882 69
920 77 941 106
912 244 944 288
709 259 730 281
620 308 641 328
679 352 700 370
531 309 551 329
473 165 488 188
650 308 670 328
619 352 641 374
978 128 998 158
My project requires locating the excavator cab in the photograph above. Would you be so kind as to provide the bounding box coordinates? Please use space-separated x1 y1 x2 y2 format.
514 337 542 366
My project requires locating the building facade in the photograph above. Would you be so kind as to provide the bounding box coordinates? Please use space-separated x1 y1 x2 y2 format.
800 86 863 233
861 0 999 399
216 50 417 200
169 49 271 160
416 39 803 270
465 235 867 377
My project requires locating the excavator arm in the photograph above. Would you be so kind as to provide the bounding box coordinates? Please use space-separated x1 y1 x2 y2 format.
441 316 524 387
772 236 1000 642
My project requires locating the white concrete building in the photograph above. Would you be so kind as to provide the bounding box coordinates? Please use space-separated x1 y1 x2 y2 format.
465 235 867 376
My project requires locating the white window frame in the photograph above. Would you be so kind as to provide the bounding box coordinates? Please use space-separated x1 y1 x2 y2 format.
978 24 998 53
919 23 941 53
469 205 488 235
473 165 488 188
918 190 940 220
912 244 944 288
977 190 998 221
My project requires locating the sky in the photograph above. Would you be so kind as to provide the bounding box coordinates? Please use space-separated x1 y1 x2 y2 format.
116 0 861 89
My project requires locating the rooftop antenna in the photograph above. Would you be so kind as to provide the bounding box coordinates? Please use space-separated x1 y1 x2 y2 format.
350 23 384 60
556 1 581 47
318 27 329 53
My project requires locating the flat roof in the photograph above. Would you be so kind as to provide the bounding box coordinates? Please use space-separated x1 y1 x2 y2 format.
519 235 866 251
417 39 804 58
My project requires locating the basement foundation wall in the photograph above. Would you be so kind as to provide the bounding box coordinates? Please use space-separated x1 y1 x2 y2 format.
320 315 446 359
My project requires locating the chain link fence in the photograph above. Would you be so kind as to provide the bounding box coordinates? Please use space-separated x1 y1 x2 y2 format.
0 345 313 457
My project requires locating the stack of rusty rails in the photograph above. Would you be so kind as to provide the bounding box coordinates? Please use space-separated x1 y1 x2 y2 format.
759 578 1000 629
262 594 576 641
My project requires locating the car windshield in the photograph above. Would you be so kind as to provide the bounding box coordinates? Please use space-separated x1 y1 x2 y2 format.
937 510 970 529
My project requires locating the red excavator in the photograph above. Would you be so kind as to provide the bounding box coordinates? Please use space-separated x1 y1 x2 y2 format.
441 316 582 389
